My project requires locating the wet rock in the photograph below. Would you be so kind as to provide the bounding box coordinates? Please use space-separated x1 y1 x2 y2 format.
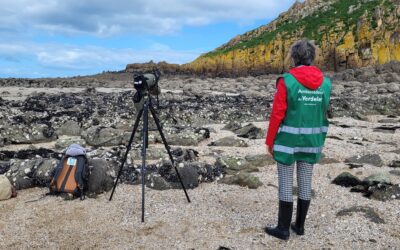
336 206 385 224
234 123 265 139
55 137 87 149
87 158 117 195
219 172 263 189
82 126 127 147
0 175 12 201
209 136 248 147
389 160 400 169
363 172 391 186
345 154 383 167
332 172 361 187
57 120 82 136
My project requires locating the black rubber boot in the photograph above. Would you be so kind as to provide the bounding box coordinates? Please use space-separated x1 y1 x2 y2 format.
265 200 293 240
291 198 311 235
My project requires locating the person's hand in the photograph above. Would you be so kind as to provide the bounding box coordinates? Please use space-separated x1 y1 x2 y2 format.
267 145 274 156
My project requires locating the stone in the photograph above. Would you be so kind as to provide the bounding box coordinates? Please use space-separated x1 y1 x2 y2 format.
55 137 87 149
209 136 248 147
389 170 400 176
0 175 12 201
5 159 40 190
332 172 361 187
146 173 172 190
234 123 265 139
368 184 400 201
222 121 242 131
345 154 383 167
363 173 391 186
336 206 385 224
319 154 341 165
350 185 367 193
215 156 258 175
389 160 400 168
82 126 126 147
33 159 58 187
244 154 275 167
173 164 200 189
386 83 400 93
219 172 263 189
87 158 118 195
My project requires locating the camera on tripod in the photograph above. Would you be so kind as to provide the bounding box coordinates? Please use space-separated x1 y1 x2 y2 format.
110 69 191 222
133 70 161 111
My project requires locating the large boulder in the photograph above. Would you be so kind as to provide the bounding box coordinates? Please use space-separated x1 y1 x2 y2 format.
87 158 118 195
0 175 12 201
57 120 82 136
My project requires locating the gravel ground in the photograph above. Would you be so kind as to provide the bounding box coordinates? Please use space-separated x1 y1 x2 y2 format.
0 116 399 249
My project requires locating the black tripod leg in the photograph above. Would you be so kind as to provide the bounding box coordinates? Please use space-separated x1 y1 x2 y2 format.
149 105 191 203
141 100 149 222
109 108 143 201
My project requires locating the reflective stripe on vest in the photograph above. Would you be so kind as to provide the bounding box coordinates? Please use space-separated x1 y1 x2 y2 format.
273 145 324 154
278 125 329 135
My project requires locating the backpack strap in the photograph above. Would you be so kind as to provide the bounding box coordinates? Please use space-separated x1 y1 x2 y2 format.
48 156 66 193
74 155 89 200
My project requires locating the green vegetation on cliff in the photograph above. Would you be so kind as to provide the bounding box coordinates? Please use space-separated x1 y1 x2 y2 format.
204 0 394 57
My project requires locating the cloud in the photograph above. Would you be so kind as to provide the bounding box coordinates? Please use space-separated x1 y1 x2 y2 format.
0 0 296 36
0 41 200 77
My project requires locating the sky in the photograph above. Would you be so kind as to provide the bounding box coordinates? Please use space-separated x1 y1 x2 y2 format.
0 0 299 78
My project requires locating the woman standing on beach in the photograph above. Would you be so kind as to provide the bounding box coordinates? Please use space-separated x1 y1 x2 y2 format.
265 40 331 240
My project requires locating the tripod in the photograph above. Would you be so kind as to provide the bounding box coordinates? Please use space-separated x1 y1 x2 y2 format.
109 94 191 222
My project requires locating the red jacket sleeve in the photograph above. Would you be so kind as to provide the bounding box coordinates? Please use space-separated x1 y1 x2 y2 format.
266 78 287 146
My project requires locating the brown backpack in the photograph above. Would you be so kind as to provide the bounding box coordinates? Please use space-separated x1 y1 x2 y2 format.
49 147 89 199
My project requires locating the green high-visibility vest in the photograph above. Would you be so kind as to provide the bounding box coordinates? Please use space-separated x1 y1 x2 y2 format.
273 73 331 165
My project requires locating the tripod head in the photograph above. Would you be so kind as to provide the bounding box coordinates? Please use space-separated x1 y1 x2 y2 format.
133 69 161 111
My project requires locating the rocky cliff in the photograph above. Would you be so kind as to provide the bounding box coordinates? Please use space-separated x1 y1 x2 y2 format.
183 0 400 76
